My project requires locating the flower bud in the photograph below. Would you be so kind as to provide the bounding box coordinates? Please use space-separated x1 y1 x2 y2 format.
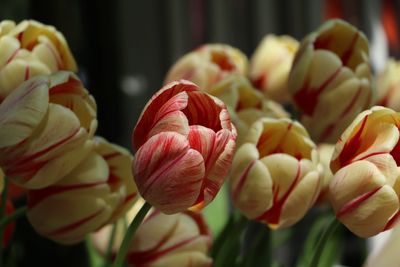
230 118 322 229
27 137 138 244
0 72 97 189
133 80 236 214
288 19 373 143
250 35 299 103
92 202 212 267
329 106 400 237
376 59 400 111
208 74 289 145
164 44 248 92
0 20 77 101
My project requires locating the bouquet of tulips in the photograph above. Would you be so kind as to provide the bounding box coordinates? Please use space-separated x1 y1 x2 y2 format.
0 17 399 267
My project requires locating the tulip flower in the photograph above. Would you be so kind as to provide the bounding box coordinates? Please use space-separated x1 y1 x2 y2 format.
27 137 138 244
208 74 289 145
288 19 373 143
376 59 400 111
0 72 97 189
0 20 77 102
230 118 322 229
132 80 236 214
315 144 335 203
329 106 400 237
249 35 299 103
92 202 212 267
164 44 248 92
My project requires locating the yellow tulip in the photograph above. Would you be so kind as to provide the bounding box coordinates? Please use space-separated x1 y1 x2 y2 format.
288 19 373 143
250 35 299 103
0 20 77 102
230 118 322 229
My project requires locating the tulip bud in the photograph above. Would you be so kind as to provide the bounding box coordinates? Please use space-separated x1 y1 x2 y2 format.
288 19 373 143
208 74 289 145
329 106 400 237
376 59 400 111
132 80 236 214
230 118 322 229
164 44 248 92
250 35 299 103
0 72 97 189
27 137 138 244
0 20 77 102
92 201 212 267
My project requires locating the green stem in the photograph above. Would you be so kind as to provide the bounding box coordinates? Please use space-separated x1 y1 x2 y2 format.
0 206 27 230
244 226 271 267
211 212 235 258
103 223 117 267
214 215 247 267
309 218 340 267
112 202 151 267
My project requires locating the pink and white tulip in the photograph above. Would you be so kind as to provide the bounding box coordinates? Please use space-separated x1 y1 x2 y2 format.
132 80 236 214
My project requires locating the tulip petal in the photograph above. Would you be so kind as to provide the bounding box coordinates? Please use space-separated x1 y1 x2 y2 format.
133 132 205 214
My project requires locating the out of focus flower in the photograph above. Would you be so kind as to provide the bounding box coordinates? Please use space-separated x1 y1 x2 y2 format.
330 106 400 237
92 202 212 267
230 118 322 229
0 72 97 189
27 137 138 244
208 74 289 145
0 20 77 102
315 144 335 203
132 80 236 214
288 19 373 143
164 44 248 92
376 59 400 111
249 35 299 103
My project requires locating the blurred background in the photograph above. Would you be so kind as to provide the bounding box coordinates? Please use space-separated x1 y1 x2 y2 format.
0 0 399 266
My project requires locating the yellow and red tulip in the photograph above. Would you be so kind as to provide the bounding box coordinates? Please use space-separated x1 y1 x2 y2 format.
376 59 400 111
230 118 322 229
249 34 299 103
329 106 400 237
288 19 373 143
132 80 236 214
164 44 248 92
27 137 138 244
0 20 77 102
0 72 96 189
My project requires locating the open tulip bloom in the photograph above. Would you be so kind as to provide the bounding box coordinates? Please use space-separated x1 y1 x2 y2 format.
1 17 400 267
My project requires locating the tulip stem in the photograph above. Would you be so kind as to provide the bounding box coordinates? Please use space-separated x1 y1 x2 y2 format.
103 223 117 267
211 212 236 258
309 218 340 267
112 201 151 267
0 206 27 230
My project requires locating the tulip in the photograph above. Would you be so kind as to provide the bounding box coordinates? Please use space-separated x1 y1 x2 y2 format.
92 201 212 267
249 35 299 103
0 20 77 102
0 72 97 189
27 137 138 244
315 144 335 203
329 106 400 237
132 80 236 214
208 74 289 145
164 44 248 92
230 118 322 229
288 19 373 143
376 59 400 111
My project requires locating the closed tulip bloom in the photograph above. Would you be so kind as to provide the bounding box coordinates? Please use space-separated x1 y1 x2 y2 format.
288 19 373 143
132 80 236 214
376 59 400 111
330 106 400 237
0 20 77 102
92 203 212 267
208 74 289 145
250 35 299 103
230 118 322 229
164 44 248 92
0 72 97 189
27 137 138 244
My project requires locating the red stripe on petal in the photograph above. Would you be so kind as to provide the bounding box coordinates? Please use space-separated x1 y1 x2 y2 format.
232 161 256 201
336 186 382 218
